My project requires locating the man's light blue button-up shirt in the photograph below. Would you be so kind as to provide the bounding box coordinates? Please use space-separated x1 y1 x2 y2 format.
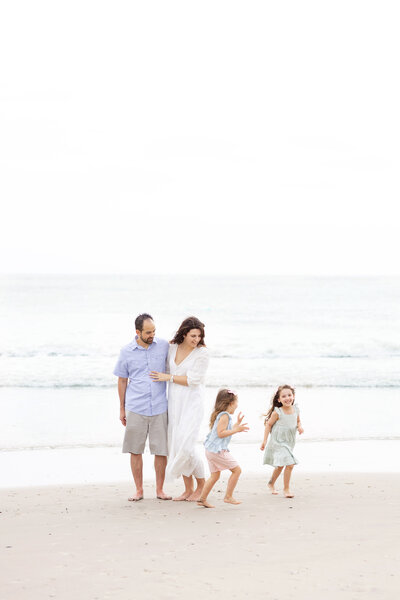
113 337 169 416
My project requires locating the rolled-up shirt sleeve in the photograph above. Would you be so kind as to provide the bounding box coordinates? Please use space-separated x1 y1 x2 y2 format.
113 351 129 378
187 348 209 386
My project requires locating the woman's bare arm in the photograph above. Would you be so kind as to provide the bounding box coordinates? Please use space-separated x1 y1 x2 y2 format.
149 372 188 386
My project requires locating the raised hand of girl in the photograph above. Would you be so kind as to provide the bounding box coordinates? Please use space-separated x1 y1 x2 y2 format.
233 412 249 434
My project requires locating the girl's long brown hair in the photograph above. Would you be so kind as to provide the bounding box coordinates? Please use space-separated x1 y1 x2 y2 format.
170 316 206 346
209 388 237 429
264 385 295 423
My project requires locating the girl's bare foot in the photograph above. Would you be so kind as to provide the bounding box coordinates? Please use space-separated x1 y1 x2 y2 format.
268 482 279 495
197 499 214 508
224 497 241 505
284 489 294 498
186 489 203 502
173 491 193 501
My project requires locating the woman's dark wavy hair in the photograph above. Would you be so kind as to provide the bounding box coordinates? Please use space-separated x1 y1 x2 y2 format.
170 316 206 346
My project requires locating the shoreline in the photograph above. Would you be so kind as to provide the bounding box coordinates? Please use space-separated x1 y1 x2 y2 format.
1 473 399 600
2 385 400 451
1 439 400 488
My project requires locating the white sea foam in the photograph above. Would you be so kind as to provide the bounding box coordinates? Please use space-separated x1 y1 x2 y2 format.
1 274 400 388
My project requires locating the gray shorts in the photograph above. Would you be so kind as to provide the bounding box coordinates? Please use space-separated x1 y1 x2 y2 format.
122 411 168 456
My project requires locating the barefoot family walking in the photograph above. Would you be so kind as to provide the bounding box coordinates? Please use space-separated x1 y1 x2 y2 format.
114 314 171 501
114 314 304 505
151 317 210 502
198 389 249 508
260 385 304 498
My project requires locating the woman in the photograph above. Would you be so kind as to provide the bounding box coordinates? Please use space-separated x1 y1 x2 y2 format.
150 316 209 501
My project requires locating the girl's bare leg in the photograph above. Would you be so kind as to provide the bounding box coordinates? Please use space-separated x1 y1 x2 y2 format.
197 472 220 508
186 477 206 501
173 475 194 501
224 466 242 504
268 466 283 494
283 465 295 497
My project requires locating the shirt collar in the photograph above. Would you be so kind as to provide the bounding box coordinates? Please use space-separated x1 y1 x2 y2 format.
129 336 158 350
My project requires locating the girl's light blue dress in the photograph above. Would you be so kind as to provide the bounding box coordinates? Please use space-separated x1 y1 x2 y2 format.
204 411 232 452
263 405 299 467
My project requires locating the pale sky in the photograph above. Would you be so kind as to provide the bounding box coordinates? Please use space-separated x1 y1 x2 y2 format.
1 1 399 275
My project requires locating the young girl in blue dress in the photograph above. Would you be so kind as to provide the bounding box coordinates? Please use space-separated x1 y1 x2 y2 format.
260 385 304 498
197 389 249 508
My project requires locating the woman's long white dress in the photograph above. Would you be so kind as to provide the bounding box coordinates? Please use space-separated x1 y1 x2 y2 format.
166 344 210 479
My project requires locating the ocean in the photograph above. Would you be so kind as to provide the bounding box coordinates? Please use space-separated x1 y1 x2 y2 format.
1 275 399 485
2 274 400 389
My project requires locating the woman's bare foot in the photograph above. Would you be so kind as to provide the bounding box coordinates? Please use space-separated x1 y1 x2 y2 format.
128 492 144 501
268 482 279 495
173 491 193 501
224 497 241 505
284 489 294 498
156 492 172 500
197 499 214 508
186 489 204 502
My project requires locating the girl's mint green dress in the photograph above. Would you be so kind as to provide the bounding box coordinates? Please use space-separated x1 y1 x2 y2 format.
263 405 299 467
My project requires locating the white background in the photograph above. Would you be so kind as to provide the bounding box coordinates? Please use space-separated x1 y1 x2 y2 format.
1 1 399 275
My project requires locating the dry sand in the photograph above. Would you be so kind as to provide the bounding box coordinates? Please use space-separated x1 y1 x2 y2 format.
1 473 399 600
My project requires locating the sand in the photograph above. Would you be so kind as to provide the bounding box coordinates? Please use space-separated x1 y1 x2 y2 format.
1 473 399 600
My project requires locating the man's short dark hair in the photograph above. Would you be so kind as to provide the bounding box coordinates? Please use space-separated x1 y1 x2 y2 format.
135 313 154 332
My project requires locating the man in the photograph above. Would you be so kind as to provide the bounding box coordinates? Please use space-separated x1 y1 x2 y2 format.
114 313 171 501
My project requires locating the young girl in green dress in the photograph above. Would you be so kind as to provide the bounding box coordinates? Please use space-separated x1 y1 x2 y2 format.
260 385 304 498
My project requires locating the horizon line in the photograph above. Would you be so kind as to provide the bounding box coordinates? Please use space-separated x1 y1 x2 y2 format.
1 272 399 278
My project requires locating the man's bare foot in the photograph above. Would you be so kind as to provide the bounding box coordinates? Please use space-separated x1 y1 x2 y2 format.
284 489 294 498
268 482 279 495
197 499 215 508
173 491 193 501
224 497 241 505
156 492 172 500
128 492 144 502
186 489 204 502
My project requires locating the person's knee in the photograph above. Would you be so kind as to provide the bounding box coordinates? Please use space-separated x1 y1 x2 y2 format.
285 464 294 471
212 471 221 481
232 466 241 476
130 453 143 467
